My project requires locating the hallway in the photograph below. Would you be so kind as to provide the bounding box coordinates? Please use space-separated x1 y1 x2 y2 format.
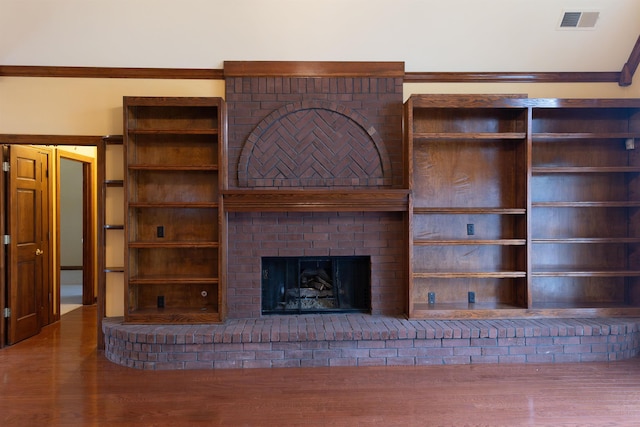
1 307 640 426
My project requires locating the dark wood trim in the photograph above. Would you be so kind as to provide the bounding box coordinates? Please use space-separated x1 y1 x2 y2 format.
404 71 621 83
620 35 640 86
96 139 107 349
60 266 83 270
224 61 406 77
0 135 103 146
0 148 5 348
0 66 224 80
81 161 94 306
0 65 632 85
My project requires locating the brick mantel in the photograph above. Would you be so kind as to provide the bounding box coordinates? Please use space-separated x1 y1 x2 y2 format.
222 189 409 212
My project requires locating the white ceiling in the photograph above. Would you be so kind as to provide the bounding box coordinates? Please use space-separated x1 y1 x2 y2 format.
0 0 638 73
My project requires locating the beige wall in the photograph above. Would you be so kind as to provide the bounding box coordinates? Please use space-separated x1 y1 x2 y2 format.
59 158 83 266
0 78 225 135
3 77 638 136
1 76 639 317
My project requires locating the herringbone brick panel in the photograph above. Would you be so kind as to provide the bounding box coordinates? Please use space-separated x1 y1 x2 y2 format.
246 108 383 187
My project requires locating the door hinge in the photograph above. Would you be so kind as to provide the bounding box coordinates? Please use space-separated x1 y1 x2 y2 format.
3 308 10 318
2 161 9 172
3 235 9 245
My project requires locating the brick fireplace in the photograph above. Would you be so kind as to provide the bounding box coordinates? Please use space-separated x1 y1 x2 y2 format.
102 62 640 369
222 61 408 319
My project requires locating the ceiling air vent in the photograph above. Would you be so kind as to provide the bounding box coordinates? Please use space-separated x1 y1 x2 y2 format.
559 11 599 29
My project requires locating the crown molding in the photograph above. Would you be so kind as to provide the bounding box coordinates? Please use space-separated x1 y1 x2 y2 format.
0 66 224 79
404 71 620 84
0 134 102 145
0 65 629 85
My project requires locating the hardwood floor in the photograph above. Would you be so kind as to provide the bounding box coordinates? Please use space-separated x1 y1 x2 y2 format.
1 306 639 426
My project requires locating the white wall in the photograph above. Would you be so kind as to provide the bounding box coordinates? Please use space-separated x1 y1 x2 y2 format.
1 0 638 73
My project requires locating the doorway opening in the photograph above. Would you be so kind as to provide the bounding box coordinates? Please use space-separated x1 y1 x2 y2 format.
56 151 95 320
58 156 94 316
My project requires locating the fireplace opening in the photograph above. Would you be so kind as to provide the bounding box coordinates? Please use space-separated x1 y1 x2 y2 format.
261 256 371 314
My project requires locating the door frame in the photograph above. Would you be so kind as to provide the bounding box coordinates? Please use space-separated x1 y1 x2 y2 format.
0 135 101 349
56 151 96 317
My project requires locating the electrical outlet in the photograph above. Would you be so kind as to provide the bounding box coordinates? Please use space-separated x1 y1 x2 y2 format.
157 225 165 238
428 292 436 304
466 224 474 236
468 291 476 304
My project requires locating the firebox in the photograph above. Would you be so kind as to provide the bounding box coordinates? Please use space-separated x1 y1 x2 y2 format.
261 256 371 314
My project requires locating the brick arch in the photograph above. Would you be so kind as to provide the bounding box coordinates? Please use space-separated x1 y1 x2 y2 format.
238 101 392 187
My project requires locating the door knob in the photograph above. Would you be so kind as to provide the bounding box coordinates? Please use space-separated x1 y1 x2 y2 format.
35 249 43 256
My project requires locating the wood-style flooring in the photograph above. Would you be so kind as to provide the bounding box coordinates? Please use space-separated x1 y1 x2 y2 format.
1 306 639 426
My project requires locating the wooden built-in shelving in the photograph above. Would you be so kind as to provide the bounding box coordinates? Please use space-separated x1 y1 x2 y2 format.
406 95 640 319
123 97 226 324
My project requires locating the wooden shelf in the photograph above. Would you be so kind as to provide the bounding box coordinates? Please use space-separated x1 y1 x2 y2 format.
413 207 526 215
129 276 219 285
127 128 218 135
413 132 526 141
414 271 527 279
532 238 640 243
531 270 640 277
128 202 219 208
128 242 219 248
413 302 525 311
128 165 218 171
532 132 640 141
532 167 640 173
414 239 526 246
532 201 640 208
410 304 528 320
529 302 640 310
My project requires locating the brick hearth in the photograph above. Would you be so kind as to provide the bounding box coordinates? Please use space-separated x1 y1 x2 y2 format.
103 316 640 370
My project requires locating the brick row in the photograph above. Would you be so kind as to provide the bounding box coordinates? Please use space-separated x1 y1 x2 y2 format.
103 316 640 370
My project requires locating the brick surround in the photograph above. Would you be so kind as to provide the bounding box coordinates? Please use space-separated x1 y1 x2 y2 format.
103 316 640 370
226 211 407 318
224 65 405 319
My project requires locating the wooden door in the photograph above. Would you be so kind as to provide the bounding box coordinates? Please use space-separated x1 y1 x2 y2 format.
6 145 49 344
